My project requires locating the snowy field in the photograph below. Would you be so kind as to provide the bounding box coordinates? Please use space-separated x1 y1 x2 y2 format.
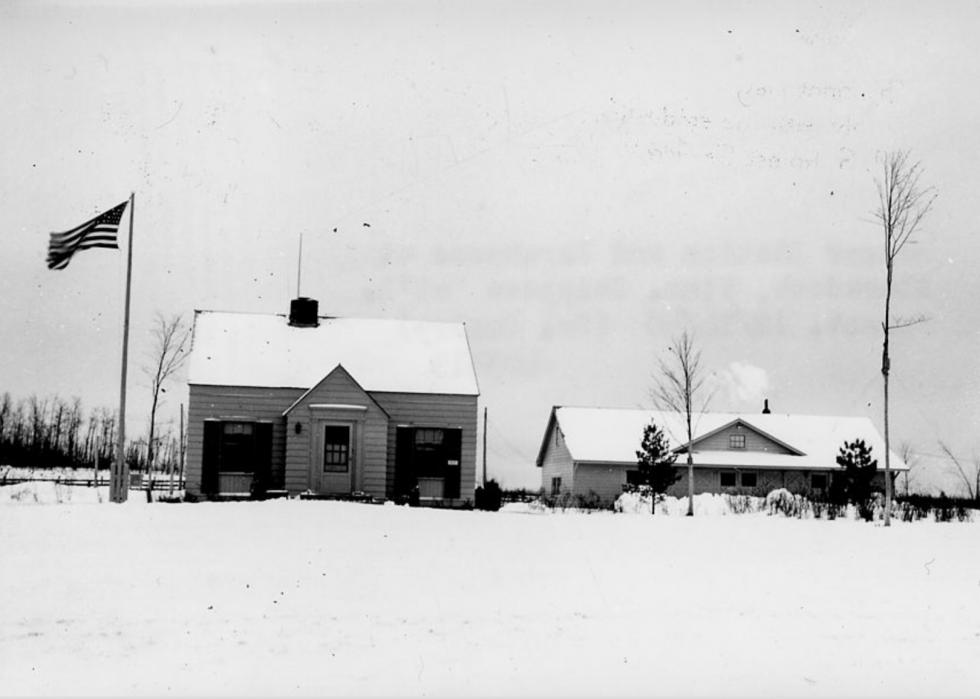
2 486 980 696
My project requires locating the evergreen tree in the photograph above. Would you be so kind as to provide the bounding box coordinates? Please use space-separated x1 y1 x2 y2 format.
630 420 681 514
834 439 879 521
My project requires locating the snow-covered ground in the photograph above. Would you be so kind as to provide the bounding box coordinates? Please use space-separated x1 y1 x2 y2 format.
2 487 979 696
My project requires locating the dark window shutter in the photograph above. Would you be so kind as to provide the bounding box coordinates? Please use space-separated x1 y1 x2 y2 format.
252 422 273 497
395 427 415 498
202 421 221 496
443 428 462 499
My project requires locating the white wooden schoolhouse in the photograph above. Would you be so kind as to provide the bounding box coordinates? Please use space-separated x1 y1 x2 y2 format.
185 297 480 505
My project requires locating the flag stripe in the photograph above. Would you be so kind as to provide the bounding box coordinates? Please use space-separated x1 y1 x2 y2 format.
49 234 119 250
46 200 128 270
49 226 124 244
52 233 119 248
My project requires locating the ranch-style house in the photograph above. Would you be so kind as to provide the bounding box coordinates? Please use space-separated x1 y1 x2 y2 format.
536 403 909 505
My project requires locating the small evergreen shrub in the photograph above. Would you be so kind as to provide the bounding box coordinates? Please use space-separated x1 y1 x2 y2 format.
835 439 879 522
474 479 503 511
624 419 681 514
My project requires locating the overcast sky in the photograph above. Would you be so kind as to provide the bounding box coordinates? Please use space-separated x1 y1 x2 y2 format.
2 0 978 492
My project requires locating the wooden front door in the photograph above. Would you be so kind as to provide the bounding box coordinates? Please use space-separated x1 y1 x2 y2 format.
318 423 353 495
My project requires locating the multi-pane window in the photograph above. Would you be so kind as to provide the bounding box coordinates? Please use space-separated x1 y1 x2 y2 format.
201 420 273 496
220 422 255 472
729 433 746 449
323 425 350 473
414 428 446 478
720 471 737 487
415 428 444 451
551 476 562 496
395 426 464 500
740 472 757 488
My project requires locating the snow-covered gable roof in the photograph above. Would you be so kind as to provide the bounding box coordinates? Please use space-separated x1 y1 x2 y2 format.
188 311 480 396
539 406 909 472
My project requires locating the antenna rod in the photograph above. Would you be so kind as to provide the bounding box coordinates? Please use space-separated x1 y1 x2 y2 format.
297 232 304 297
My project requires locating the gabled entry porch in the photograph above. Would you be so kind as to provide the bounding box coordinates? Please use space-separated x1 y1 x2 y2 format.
309 405 366 496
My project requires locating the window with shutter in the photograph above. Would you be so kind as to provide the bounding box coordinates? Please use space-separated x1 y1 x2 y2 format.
394 426 463 500
201 420 275 497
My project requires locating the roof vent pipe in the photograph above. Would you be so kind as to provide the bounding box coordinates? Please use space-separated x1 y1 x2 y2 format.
288 297 319 327
762 398 771 415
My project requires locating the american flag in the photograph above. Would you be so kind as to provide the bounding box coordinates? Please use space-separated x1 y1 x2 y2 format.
46 200 128 270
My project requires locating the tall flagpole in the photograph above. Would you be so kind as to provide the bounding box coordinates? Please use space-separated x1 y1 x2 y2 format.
113 192 135 503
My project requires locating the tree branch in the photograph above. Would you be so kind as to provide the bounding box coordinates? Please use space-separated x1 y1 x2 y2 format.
938 439 979 500
888 314 930 331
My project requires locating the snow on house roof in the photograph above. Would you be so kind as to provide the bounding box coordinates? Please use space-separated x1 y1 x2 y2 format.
541 406 908 471
188 311 480 396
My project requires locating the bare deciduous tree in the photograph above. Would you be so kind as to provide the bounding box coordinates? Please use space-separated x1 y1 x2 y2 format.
143 313 190 494
898 441 918 497
938 440 979 501
653 330 712 517
874 150 936 526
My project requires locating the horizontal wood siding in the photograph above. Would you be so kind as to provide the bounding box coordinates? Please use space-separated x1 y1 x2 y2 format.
418 477 445 499
186 385 300 497
218 473 252 494
665 467 840 496
666 466 724 498
696 424 796 455
283 369 389 498
570 464 845 502
570 463 883 502
574 463 632 505
539 426 574 496
372 392 478 505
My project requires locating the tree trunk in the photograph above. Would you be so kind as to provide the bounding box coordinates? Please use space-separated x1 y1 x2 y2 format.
686 453 694 516
883 364 893 526
146 392 159 503
882 264 893 527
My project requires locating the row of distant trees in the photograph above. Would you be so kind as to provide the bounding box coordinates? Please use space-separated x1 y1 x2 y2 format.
1 312 190 483
0 392 116 470
0 391 184 475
